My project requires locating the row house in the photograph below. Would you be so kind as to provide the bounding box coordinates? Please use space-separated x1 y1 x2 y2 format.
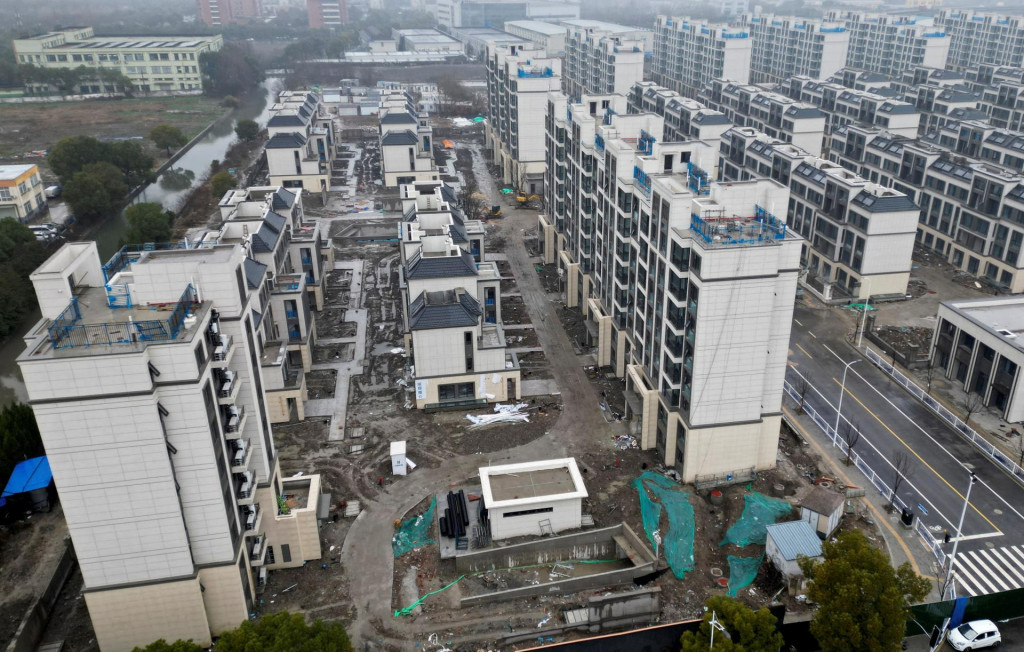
265 90 336 194
627 82 734 143
786 77 921 139
378 90 441 188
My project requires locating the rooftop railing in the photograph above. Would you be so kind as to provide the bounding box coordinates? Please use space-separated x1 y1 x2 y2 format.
102 241 191 282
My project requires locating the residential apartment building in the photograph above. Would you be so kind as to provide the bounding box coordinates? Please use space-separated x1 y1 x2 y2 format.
976 78 1024 132
829 123 1024 292
485 43 562 194
265 90 336 194
563 21 645 100
934 10 1024 72
740 14 850 86
540 92 801 481
0 164 45 222
829 12 950 78
650 16 752 101
307 0 348 27
785 77 921 139
13 27 222 93
397 181 521 408
437 0 579 29
932 297 1024 422
18 241 325 651
378 91 440 188
198 0 263 26
628 82 734 143
903 83 983 134
699 80 827 157
504 20 567 55
719 127 919 299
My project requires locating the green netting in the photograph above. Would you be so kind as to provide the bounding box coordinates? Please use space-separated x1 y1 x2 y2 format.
720 492 793 547
392 496 436 558
727 554 764 597
633 471 695 579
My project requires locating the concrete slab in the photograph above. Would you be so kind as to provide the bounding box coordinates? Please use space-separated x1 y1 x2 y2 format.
521 379 559 396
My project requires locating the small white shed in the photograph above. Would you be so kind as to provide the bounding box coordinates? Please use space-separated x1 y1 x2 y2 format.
390 440 407 476
479 458 588 540
800 486 845 538
766 520 823 591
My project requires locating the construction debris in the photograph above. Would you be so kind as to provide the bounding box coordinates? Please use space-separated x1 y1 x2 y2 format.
614 434 638 450
465 403 531 428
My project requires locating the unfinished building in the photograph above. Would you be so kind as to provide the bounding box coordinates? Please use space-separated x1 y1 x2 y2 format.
17 242 326 651
397 181 521 409
378 90 441 188
265 90 337 195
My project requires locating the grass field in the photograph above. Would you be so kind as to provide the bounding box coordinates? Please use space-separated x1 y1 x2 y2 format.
0 95 226 162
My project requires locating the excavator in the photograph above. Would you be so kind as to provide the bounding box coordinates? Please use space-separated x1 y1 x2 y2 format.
515 192 542 208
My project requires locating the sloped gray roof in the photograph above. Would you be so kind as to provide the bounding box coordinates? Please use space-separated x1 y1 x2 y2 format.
381 112 417 124
382 130 420 146
243 258 267 290
406 249 478 279
251 211 287 253
800 486 845 515
694 113 732 125
266 132 307 149
852 192 919 213
766 521 822 561
271 187 297 210
409 289 481 330
268 114 305 127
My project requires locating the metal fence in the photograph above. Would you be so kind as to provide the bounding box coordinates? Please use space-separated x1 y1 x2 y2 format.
782 380 946 567
864 347 1024 484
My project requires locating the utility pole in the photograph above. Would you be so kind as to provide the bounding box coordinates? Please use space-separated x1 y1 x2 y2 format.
834 358 861 445
943 472 978 600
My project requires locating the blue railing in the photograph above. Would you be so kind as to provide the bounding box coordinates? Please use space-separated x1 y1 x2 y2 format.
690 206 787 246
633 166 651 196
518 67 554 78
594 134 605 153
819 26 846 33
922 31 946 38
638 129 656 155
102 242 191 282
721 32 749 39
285 310 298 319
687 161 710 195
48 285 198 350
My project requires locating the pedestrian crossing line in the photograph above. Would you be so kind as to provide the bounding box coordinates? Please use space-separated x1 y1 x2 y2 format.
951 547 1024 597
955 554 1003 593
973 550 1013 591
985 548 1024 585
953 569 985 597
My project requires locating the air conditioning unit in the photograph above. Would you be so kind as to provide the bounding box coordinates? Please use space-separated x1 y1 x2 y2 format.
246 507 257 528
234 442 246 464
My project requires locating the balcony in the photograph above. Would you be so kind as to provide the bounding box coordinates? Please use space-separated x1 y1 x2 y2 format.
479 323 506 349
211 334 234 368
241 503 262 534
236 470 255 506
216 370 240 405
249 533 268 567
272 274 304 295
222 405 246 439
231 438 252 474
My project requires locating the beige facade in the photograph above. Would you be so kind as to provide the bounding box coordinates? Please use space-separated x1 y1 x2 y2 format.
198 558 251 635
85 577 212 651
0 164 46 222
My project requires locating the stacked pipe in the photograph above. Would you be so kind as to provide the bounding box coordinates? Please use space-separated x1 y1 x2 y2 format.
440 490 470 539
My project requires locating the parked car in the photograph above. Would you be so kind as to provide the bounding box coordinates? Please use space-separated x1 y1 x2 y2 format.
44 185 61 198
947 619 1001 650
30 224 59 236
42 221 66 234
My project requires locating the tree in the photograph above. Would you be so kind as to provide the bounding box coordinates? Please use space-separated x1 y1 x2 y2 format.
63 170 114 224
800 530 930 652
234 119 261 141
209 171 236 200
216 611 353 652
48 135 109 183
200 43 263 97
0 220 47 337
840 420 862 467
122 203 173 245
132 639 203 652
106 141 156 188
960 392 985 426
679 596 783 652
0 403 44 491
457 181 484 219
890 449 913 510
149 124 188 157
923 357 939 393
792 373 811 414
81 162 128 201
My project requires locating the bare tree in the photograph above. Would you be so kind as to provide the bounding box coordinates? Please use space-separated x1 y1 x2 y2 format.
891 449 913 509
840 420 862 466
960 392 985 426
924 357 939 393
457 181 484 220
792 373 811 414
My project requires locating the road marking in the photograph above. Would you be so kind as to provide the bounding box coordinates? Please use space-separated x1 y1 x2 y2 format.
795 343 814 359
987 547 1024 585
956 553 1002 593
809 331 817 339
794 319 803 327
822 344 1024 524
782 406 935 580
832 377 1001 533
950 532 1004 543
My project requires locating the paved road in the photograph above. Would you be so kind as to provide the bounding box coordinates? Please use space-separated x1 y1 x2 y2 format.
788 301 1024 598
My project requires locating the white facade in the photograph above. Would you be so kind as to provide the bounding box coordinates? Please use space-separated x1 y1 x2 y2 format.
830 12 950 78
741 14 850 86
563 22 645 100
935 10 1024 72
378 91 441 188
651 16 752 100
480 458 587 540
628 82 734 144
19 242 323 651
785 77 921 140
265 90 336 193
504 20 566 55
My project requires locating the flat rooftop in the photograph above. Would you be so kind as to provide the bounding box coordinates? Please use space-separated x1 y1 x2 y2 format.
52 37 218 50
504 20 568 36
480 458 588 508
0 164 36 181
561 19 643 35
943 297 1024 354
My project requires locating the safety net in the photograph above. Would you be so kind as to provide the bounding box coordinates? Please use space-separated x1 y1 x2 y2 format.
633 471 695 579
727 554 764 597
392 496 436 558
721 491 793 547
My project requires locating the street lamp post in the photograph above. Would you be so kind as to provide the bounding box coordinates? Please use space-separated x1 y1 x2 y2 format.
833 359 861 445
856 279 872 349
709 610 730 648
944 472 978 600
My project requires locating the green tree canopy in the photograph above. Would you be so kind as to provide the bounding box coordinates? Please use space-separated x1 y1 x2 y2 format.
234 119 260 141
106 141 156 188
800 530 931 652
0 403 43 490
122 202 173 245
0 221 47 337
81 161 128 201
216 612 353 652
200 43 263 97
63 170 114 224
148 124 188 157
132 638 203 652
680 596 784 652
48 136 153 188
209 171 235 200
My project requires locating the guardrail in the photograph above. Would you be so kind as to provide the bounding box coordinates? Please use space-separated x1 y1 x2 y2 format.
864 347 1024 485
782 379 945 566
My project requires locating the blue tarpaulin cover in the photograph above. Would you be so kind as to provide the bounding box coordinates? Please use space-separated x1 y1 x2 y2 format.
2 456 52 498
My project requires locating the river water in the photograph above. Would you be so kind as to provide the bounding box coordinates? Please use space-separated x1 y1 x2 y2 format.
0 78 281 407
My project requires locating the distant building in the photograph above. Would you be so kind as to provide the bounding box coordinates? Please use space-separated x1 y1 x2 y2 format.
12 27 221 94
828 12 950 79
197 0 263 26
378 91 441 188
394 28 463 53
307 0 348 27
504 20 566 55
436 0 579 30
453 26 529 59
935 10 1024 72
0 164 45 222
563 21 646 100
651 16 752 100
740 14 850 86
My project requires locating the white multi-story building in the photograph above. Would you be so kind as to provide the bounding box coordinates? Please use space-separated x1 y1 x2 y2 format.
485 43 562 194
650 16 752 100
265 91 336 194
378 91 441 188
397 182 520 408
503 20 567 55
563 21 645 100
720 127 919 299
934 10 1024 72
785 77 921 140
829 12 951 79
628 82 734 143
540 92 801 481
18 241 325 651
699 80 827 156
903 83 984 134
740 14 850 86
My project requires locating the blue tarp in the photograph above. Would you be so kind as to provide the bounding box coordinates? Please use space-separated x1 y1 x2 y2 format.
2 456 52 498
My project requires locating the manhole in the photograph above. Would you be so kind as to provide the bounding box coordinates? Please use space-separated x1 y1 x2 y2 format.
710 567 723 578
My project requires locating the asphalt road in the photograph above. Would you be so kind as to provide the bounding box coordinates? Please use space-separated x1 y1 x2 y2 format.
787 302 1024 597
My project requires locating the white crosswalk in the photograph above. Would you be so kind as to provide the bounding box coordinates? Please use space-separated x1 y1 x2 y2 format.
952 546 1024 596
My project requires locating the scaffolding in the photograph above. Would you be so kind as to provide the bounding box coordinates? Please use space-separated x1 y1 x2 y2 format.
690 205 787 246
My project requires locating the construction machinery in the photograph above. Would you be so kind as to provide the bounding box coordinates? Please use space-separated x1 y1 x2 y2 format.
515 193 541 208
487 205 502 218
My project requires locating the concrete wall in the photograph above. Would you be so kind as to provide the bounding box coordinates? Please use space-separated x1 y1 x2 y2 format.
460 560 655 607
5 541 77 652
491 496 581 540
499 587 662 644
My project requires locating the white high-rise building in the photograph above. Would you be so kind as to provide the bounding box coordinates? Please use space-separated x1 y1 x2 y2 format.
935 10 1024 72
651 16 752 100
18 242 325 651
563 21 645 100
740 14 850 86
539 92 802 481
830 12 950 78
